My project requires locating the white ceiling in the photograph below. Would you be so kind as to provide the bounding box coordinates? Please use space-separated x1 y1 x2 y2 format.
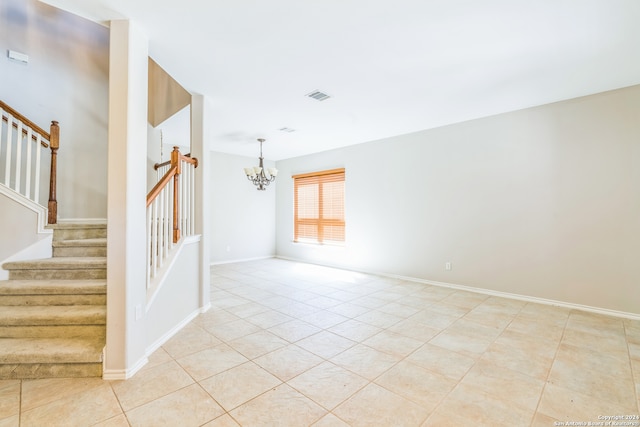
41 0 640 160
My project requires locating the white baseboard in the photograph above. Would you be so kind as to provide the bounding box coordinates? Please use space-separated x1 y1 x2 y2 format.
210 255 274 266
145 307 202 356
394 274 640 321
102 355 149 380
199 302 212 313
275 256 640 321
103 304 206 380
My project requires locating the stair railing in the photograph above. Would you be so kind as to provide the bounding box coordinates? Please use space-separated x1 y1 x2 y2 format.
154 151 192 182
0 100 59 224
146 146 198 283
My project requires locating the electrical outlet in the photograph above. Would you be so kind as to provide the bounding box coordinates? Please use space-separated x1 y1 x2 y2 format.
445 262 452 271
135 304 143 320
226 245 231 252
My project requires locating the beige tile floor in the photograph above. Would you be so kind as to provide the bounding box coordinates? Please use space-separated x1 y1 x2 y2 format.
1 258 639 426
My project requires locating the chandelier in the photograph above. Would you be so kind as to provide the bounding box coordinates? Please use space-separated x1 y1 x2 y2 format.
243 138 278 190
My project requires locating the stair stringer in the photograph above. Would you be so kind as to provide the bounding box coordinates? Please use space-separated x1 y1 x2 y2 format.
0 183 49 234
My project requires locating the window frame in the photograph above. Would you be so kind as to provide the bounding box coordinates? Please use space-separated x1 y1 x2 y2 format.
293 168 345 245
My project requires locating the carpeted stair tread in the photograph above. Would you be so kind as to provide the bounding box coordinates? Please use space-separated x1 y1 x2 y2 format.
48 223 107 241
0 279 106 295
0 324 106 339
2 257 106 270
1 222 108 379
47 222 107 229
52 238 107 248
0 363 102 379
0 305 105 326
0 337 104 363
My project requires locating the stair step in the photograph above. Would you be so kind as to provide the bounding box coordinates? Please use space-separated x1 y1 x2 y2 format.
0 280 106 305
0 363 102 379
3 257 106 280
53 238 107 257
53 238 106 247
0 337 104 362
0 279 106 295
0 293 105 306
0 325 106 339
0 337 103 378
0 305 105 326
3 257 106 270
49 223 107 241
0 222 108 379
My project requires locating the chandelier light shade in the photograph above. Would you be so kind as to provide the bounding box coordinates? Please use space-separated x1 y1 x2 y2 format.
243 138 278 190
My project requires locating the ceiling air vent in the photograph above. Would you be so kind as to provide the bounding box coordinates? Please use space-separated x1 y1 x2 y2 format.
306 90 331 101
279 127 296 133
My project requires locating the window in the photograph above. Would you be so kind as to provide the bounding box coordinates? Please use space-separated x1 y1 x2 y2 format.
293 168 345 244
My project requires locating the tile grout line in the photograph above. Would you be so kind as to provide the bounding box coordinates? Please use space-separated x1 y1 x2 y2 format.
529 308 572 425
622 321 640 414
19 379 22 427
106 380 131 426
226 268 418 424
171 262 637 422
419 299 527 425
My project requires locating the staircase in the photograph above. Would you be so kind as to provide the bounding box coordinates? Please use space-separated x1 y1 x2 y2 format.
0 223 106 379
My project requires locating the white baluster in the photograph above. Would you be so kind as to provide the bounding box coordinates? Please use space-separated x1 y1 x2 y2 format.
167 182 172 251
151 198 158 278
147 205 152 286
186 162 191 235
191 164 195 235
188 161 192 234
0 108 4 163
170 178 174 246
181 160 186 235
15 122 23 194
163 183 168 255
185 164 189 235
4 115 12 186
34 134 42 203
25 128 32 199
158 186 163 262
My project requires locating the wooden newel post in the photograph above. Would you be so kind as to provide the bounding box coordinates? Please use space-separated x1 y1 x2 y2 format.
171 146 181 243
48 121 59 224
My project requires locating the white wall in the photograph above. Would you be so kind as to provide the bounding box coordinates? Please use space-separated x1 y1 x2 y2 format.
145 239 201 352
0 0 109 220
276 85 640 315
210 151 276 263
104 19 148 379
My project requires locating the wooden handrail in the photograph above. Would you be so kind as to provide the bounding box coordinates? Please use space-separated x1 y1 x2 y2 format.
154 159 170 170
0 100 50 147
153 151 195 170
146 165 177 207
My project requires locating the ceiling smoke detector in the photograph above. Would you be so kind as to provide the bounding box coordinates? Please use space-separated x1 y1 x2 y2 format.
306 90 331 101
